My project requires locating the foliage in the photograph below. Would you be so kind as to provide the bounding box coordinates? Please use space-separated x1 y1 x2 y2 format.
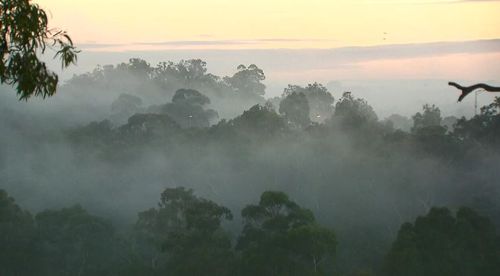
158 88 219 128
4 53 500 275
332 92 378 129
237 191 336 275
453 97 500 145
411 104 443 134
279 92 311 129
35 205 121 276
117 113 180 144
224 64 266 98
0 189 124 276
0 0 78 99
135 187 234 276
284 83 334 122
0 189 37 275
383 207 500 276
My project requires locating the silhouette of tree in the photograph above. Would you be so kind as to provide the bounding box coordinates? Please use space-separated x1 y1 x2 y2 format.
35 205 120 276
411 104 443 133
453 97 500 145
135 187 234 276
279 92 311 129
0 189 37 275
284 83 334 122
225 64 266 98
383 207 500 276
158 89 218 128
237 191 336 276
332 92 378 129
449 82 500 102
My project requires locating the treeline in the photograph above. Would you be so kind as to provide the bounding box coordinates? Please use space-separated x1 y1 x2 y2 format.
2 59 500 275
63 59 268 121
2 187 499 276
63 60 500 274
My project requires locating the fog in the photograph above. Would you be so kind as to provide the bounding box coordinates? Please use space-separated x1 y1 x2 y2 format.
1 53 500 274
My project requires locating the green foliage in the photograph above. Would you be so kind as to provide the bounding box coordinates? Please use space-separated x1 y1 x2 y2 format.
383 207 500 276
135 187 234 276
411 104 443 134
224 64 266 97
214 104 286 140
0 189 37 275
284 83 334 122
160 88 218 128
172 88 210 105
237 191 336 276
0 190 124 276
408 105 459 159
117 113 180 144
5 52 500 275
65 58 265 119
287 224 337 274
35 205 121 276
153 59 208 87
279 92 311 129
332 92 378 128
453 97 500 145
0 0 78 99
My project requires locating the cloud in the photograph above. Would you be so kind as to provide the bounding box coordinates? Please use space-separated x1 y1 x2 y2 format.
76 43 127 49
134 40 256 46
78 38 336 50
74 39 500 71
64 38 500 88
325 39 500 63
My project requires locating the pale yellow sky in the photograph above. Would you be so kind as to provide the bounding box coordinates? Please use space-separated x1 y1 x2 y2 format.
35 0 500 50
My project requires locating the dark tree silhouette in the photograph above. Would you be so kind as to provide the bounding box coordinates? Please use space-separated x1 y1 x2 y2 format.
449 82 500 102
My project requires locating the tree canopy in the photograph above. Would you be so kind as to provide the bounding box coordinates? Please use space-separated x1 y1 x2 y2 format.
134 187 234 276
279 92 311 129
383 207 500 276
237 191 336 276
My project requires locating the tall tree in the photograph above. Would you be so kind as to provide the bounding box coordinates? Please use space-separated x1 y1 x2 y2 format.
157 88 218 128
332 92 378 130
237 191 336 276
0 189 37 275
411 104 442 133
383 207 500 276
135 187 234 276
225 64 266 98
35 205 121 276
279 92 311 129
284 83 334 122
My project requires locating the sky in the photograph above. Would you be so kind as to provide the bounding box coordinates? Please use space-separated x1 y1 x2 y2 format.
35 0 500 86
35 0 500 49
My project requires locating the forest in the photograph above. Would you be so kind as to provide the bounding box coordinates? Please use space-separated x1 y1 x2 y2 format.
1 57 500 275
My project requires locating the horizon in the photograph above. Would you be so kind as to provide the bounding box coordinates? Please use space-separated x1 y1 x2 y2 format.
36 0 500 83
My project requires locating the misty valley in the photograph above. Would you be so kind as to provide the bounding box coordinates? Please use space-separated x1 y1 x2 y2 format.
1 58 500 276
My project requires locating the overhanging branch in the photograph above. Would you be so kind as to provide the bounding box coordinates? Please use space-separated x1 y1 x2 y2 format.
449 82 500 102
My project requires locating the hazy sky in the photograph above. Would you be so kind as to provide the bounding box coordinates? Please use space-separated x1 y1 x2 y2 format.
34 0 500 83
35 0 500 49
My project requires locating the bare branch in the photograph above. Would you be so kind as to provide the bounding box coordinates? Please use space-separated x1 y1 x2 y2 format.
449 82 500 102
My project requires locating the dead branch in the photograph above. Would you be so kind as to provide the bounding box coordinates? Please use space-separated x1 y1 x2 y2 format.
449 82 500 102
